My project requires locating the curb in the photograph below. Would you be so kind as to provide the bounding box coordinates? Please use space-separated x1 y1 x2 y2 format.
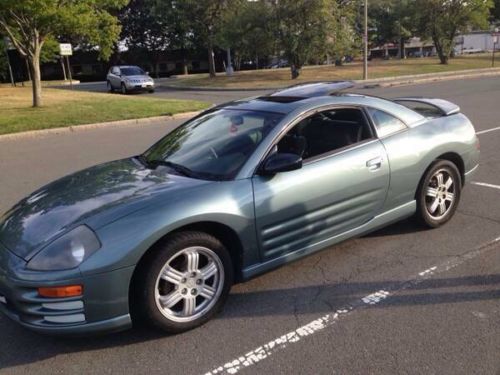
159 84 278 92
361 68 500 88
0 111 202 142
160 67 500 92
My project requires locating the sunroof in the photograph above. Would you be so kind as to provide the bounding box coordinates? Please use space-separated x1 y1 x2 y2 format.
270 81 354 98
257 95 307 103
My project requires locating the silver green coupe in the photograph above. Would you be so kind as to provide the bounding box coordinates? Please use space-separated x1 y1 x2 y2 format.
0 82 479 335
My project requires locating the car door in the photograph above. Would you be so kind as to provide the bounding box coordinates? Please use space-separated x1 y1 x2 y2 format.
252 107 390 261
110 67 121 88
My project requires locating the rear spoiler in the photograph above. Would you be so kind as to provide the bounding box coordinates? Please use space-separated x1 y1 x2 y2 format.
393 97 460 116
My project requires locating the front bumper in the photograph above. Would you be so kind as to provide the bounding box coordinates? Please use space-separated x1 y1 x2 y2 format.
0 242 134 335
124 82 155 91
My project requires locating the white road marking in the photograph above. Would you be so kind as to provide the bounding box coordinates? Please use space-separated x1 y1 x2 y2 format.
204 235 500 375
471 181 500 191
476 126 500 135
418 266 437 276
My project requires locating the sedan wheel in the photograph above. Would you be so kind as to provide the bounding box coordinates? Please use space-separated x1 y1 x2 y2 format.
417 160 461 228
132 231 233 333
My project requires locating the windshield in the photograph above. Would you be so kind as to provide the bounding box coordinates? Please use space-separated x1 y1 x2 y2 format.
121 67 145 76
143 109 284 180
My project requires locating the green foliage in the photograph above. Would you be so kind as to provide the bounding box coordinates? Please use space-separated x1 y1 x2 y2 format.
0 0 128 105
0 0 127 60
216 0 275 69
369 0 413 47
412 0 493 64
275 0 351 77
40 37 60 63
492 0 500 21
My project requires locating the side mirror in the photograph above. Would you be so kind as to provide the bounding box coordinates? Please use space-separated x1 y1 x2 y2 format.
145 71 150 75
261 153 302 175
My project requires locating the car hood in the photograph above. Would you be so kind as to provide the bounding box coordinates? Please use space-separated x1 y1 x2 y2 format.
0 158 207 259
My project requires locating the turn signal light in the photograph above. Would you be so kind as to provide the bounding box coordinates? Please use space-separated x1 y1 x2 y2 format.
38 285 83 298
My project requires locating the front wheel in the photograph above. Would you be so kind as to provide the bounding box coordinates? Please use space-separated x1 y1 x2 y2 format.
120 82 128 95
132 231 233 333
416 160 461 228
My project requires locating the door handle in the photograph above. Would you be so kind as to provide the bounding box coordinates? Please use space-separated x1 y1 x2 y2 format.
366 156 383 171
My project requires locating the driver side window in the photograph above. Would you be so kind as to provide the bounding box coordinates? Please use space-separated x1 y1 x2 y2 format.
277 108 374 161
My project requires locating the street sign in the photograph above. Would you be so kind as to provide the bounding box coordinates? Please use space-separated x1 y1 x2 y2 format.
59 43 72 56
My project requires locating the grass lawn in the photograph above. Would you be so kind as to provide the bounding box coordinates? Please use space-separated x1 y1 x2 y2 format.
0 87 210 135
170 54 496 89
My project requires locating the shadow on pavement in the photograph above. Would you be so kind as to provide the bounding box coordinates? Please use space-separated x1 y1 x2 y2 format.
1 272 498 369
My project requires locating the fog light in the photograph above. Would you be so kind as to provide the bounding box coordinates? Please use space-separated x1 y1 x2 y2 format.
38 285 83 298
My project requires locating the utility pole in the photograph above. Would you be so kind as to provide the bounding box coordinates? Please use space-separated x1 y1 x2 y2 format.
363 0 368 80
493 28 499 68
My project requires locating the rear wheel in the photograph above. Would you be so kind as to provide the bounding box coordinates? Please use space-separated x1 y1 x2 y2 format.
416 160 461 228
132 231 233 333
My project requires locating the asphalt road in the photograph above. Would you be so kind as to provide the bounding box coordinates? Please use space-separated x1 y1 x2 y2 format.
1 77 500 374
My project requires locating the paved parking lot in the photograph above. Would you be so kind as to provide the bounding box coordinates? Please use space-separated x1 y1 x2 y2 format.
0 77 499 374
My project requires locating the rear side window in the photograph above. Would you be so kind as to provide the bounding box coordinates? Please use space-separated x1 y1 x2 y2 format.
367 108 407 137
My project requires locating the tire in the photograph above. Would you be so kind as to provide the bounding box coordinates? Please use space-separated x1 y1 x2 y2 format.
416 159 461 228
107 80 114 93
148 88 155 93
132 231 233 333
120 82 128 95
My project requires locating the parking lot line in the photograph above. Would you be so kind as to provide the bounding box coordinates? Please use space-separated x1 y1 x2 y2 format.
204 235 500 375
471 181 500 191
476 126 500 135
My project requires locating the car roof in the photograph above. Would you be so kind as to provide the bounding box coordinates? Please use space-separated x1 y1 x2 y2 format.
112 65 142 69
223 82 425 126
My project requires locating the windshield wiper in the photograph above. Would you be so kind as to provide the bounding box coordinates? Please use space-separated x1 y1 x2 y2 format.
147 159 195 177
137 156 226 181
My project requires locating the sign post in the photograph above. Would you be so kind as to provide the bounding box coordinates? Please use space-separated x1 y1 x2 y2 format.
492 33 499 68
59 43 73 88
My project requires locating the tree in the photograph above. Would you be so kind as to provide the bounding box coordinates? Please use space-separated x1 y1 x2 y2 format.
183 0 233 78
274 0 342 79
492 0 500 21
120 0 171 77
369 0 412 58
412 0 493 64
152 0 201 75
217 0 275 70
0 0 127 107
0 36 8 82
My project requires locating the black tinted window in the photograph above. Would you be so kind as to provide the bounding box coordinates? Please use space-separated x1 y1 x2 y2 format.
121 67 145 76
278 108 373 160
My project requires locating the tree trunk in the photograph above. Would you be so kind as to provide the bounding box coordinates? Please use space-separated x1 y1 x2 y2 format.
433 37 448 64
29 51 42 107
290 64 301 79
208 41 216 78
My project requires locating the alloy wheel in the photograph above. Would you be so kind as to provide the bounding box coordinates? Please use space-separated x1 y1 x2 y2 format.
425 168 455 220
154 246 224 323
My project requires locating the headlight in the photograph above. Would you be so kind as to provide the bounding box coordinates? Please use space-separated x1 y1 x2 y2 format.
27 226 101 271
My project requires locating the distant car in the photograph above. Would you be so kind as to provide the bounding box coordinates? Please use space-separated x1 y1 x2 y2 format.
0 82 479 336
106 65 155 94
